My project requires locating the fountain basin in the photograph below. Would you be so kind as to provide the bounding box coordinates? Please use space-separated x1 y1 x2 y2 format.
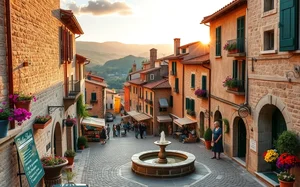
131 150 196 178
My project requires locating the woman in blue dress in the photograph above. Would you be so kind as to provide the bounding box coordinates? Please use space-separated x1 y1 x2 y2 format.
211 121 224 160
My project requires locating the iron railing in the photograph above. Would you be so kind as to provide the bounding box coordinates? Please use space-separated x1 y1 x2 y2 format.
66 80 81 98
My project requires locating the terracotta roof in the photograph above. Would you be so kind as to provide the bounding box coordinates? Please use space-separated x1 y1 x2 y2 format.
60 9 84 34
140 67 161 74
86 74 105 80
85 79 108 88
179 41 200 49
76 54 90 64
181 53 210 65
143 79 171 89
201 0 247 24
129 69 143 75
123 82 130 86
158 53 189 61
128 78 145 85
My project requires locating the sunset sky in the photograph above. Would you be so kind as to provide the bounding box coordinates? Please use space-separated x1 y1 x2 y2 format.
61 0 233 45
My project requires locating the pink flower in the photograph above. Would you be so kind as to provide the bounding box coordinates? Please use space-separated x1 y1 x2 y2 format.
8 116 13 121
0 109 3 113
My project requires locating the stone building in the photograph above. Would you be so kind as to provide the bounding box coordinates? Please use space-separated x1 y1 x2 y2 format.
0 0 85 186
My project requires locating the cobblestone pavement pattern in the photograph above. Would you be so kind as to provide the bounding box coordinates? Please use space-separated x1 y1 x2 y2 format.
73 115 266 187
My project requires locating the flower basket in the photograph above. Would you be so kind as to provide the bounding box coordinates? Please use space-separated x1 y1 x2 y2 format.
41 156 68 186
33 116 52 130
194 89 207 98
0 120 9 138
10 93 36 111
15 100 31 111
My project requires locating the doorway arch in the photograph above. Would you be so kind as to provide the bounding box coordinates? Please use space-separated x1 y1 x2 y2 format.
257 104 287 172
199 112 205 138
214 110 222 129
54 122 63 157
233 117 247 159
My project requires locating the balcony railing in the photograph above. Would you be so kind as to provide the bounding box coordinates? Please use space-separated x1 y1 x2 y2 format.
226 38 245 57
226 79 245 95
170 70 177 76
63 80 81 110
173 87 179 93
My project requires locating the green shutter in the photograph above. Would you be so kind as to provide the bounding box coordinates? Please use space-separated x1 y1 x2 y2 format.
150 107 153 115
216 27 222 56
91 93 97 100
237 16 245 52
191 99 195 111
241 60 246 88
233 60 238 79
172 62 175 72
280 0 298 51
175 78 179 90
170 96 173 107
174 62 177 73
146 105 148 113
191 74 195 88
202 76 207 90
150 92 152 101
185 98 189 110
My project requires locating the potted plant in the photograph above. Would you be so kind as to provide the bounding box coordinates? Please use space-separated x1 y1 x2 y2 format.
66 117 76 127
78 136 87 150
41 156 68 186
0 101 13 138
276 153 300 187
204 128 212 150
194 89 207 98
223 76 242 91
275 131 300 155
63 170 76 184
10 93 36 111
64 149 76 165
223 42 237 53
33 115 52 130
263 149 279 171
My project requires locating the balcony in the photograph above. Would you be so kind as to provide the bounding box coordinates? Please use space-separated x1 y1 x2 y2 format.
225 38 246 57
63 80 81 110
173 87 179 93
144 99 153 105
170 70 177 76
225 79 245 95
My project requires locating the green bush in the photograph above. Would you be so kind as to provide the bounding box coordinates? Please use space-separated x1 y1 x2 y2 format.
64 149 76 157
77 136 87 148
204 128 212 141
77 94 89 118
276 131 300 155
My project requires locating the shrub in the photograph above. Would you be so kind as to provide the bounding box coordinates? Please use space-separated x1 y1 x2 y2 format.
275 131 300 155
64 149 76 157
204 128 212 141
77 136 87 148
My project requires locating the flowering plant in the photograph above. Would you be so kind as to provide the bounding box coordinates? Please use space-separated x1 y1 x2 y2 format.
13 108 32 123
35 115 51 124
276 153 300 171
263 149 279 163
41 156 67 166
66 118 77 125
0 102 12 120
194 89 207 97
9 93 37 102
223 42 237 51
223 76 242 88
277 172 295 182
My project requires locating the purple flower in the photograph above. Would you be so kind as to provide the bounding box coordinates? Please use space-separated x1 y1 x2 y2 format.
2 102 7 105
8 117 13 121
0 109 3 113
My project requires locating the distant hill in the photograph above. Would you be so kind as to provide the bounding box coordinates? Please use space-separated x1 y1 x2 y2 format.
85 55 146 89
76 41 173 65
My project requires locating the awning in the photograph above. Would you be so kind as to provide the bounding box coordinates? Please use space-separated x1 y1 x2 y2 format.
159 98 169 108
81 117 105 128
157 115 172 123
127 111 152 122
173 118 196 127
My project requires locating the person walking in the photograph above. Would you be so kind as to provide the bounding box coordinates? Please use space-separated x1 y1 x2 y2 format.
112 124 116 137
100 127 107 144
134 122 139 139
116 124 121 137
139 122 144 139
142 123 147 138
211 121 224 160
106 124 111 139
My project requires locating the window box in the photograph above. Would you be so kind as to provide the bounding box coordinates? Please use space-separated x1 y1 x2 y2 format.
90 100 98 104
187 110 196 117
33 117 52 130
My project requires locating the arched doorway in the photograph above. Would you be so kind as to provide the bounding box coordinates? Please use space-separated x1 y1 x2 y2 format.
258 105 287 172
214 110 222 129
199 112 205 138
233 117 247 160
54 122 63 157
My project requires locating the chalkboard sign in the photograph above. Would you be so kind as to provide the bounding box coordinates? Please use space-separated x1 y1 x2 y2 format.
14 129 45 187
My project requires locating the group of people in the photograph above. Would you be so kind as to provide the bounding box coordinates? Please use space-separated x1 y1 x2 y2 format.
133 121 147 139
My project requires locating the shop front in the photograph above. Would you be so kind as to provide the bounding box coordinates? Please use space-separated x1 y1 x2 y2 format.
81 117 106 142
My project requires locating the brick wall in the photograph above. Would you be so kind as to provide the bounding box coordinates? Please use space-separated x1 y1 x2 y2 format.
0 0 6 101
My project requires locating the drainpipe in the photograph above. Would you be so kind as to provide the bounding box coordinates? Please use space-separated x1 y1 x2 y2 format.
201 64 211 128
6 0 14 129
182 64 185 118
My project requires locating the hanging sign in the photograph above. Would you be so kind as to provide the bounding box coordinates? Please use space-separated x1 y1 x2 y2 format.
14 129 44 187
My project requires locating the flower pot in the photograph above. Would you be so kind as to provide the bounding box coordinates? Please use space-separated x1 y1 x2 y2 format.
279 180 295 187
228 49 238 54
0 120 9 138
205 141 211 150
66 157 74 165
33 118 52 130
79 145 85 150
15 100 31 111
43 161 68 187
228 87 239 92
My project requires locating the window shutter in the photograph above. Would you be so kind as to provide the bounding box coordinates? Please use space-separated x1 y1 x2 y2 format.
174 62 177 73
60 27 64 63
170 96 173 107
172 62 175 72
216 27 222 56
191 99 195 111
146 91 148 99
91 93 97 101
191 74 195 88
233 60 238 79
202 76 207 90
237 16 245 52
185 98 189 110
241 60 246 88
175 78 179 90
279 0 298 51
150 92 152 100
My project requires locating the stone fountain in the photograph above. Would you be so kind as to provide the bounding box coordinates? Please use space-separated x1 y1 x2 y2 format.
131 131 196 177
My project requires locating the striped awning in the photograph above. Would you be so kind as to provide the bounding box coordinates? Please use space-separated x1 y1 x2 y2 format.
127 111 151 122
81 117 105 128
173 118 196 127
157 115 172 123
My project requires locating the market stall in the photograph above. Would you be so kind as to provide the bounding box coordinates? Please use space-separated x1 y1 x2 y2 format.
81 117 105 142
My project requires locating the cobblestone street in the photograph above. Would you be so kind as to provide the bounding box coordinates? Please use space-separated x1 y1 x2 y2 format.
72 116 266 187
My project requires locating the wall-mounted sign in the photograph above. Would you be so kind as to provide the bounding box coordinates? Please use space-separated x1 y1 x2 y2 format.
14 129 44 187
250 138 257 152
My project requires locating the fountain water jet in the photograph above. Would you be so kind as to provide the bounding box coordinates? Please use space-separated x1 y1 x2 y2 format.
131 131 196 177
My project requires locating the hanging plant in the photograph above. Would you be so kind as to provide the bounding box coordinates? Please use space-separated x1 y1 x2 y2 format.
222 118 229 133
